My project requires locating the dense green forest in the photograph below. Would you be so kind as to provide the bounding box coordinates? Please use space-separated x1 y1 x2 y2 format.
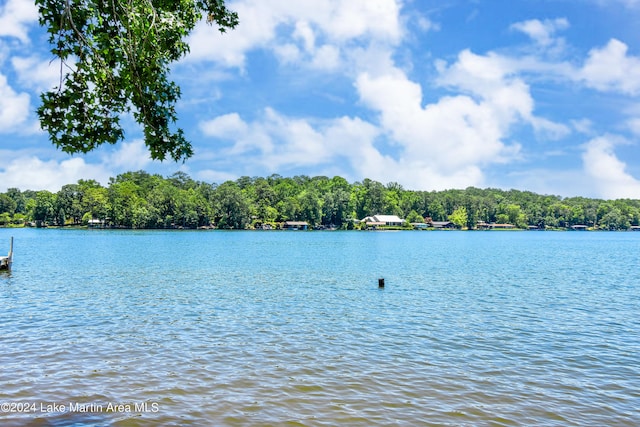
1 171 640 230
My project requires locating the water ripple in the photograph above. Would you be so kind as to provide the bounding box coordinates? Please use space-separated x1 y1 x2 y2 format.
0 230 639 426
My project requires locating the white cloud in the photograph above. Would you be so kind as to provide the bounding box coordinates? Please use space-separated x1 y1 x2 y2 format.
294 21 315 53
510 18 569 47
273 43 302 64
416 16 439 32
435 50 533 125
197 109 382 178
185 0 402 70
310 44 341 71
11 55 61 92
186 1 277 68
0 73 30 132
200 113 249 138
499 168 589 198
438 49 573 137
0 139 159 192
354 52 533 184
197 49 539 191
0 0 38 43
531 116 571 140
102 140 152 171
580 39 640 95
195 169 239 184
582 135 640 199
571 119 594 135
627 118 640 135
436 50 516 92
211 108 333 168
324 0 401 42
0 157 112 192
5 0 640 202
197 37 598 191
322 115 383 173
200 112 271 156
258 109 331 168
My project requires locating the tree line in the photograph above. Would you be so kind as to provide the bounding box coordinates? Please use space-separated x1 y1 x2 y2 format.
1 171 639 230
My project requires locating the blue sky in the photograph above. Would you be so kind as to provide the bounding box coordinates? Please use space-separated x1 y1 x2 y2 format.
2 0 640 199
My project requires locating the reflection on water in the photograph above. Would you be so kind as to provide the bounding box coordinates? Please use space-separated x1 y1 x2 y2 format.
0 229 639 426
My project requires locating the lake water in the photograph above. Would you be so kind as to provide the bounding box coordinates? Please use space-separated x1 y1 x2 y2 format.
0 228 638 426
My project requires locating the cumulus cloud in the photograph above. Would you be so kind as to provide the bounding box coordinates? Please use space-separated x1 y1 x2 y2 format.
197 82 527 190
5 0 634 200
582 135 640 199
198 108 392 180
186 0 402 70
579 39 640 95
530 116 572 140
356 68 520 188
0 0 38 43
258 109 334 167
198 103 498 190
571 119 594 135
11 55 61 92
188 2 579 190
197 35 594 191
102 140 152 171
200 108 347 168
357 50 540 179
498 168 589 198
510 18 569 47
189 1 640 196
0 140 157 192
416 15 440 32
0 157 112 192
627 118 640 135
0 73 30 132
200 113 249 138
200 111 271 155
195 169 239 184
435 50 534 123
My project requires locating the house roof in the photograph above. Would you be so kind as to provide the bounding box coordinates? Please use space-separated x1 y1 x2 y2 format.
372 214 403 223
431 221 454 228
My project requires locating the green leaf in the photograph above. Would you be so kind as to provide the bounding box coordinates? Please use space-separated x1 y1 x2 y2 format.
37 0 238 161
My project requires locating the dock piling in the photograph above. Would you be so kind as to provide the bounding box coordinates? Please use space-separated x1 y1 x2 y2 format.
0 237 12 271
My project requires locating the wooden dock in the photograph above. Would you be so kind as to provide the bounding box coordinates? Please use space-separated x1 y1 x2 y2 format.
0 237 13 271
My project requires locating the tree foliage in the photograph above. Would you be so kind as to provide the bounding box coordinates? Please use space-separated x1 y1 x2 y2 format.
448 206 468 229
36 0 238 161
3 172 640 231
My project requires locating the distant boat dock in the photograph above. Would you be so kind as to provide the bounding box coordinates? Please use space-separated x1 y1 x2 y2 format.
0 237 13 271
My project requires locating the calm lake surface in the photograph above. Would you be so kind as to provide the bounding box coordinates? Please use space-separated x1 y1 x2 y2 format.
0 228 638 426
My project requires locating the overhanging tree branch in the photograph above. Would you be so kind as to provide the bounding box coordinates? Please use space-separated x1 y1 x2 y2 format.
36 0 238 161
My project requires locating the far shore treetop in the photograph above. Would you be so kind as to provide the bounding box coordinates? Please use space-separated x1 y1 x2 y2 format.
0 172 638 231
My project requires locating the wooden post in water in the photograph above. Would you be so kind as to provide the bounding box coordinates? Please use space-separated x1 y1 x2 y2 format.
0 237 12 271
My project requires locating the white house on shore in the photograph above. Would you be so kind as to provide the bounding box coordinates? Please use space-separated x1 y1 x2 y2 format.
361 214 405 227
